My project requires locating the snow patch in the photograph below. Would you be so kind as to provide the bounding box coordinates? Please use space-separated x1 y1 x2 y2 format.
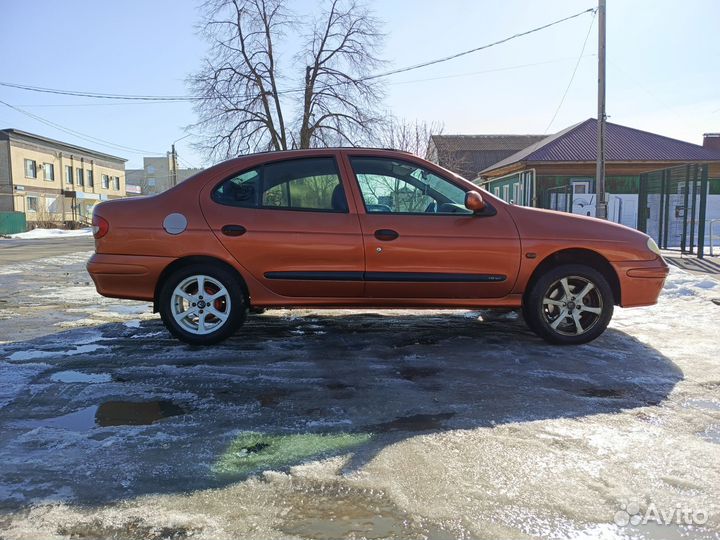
8 343 108 361
9 228 92 239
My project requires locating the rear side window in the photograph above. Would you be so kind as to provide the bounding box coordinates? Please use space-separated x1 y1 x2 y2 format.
213 169 260 207
212 157 347 212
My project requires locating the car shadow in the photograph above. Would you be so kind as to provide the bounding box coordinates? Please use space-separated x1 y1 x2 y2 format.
0 310 683 509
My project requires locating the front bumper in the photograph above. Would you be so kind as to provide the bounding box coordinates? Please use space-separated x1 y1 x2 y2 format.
87 253 174 302
612 257 670 307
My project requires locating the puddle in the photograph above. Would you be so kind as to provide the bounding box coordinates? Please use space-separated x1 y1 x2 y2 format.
280 481 453 540
21 400 186 431
95 400 186 426
213 432 371 477
372 413 454 433
50 371 112 384
25 406 99 432
57 520 200 540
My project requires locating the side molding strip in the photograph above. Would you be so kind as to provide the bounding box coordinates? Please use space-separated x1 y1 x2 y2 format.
264 271 506 283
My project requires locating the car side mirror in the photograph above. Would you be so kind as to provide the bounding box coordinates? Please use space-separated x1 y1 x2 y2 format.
465 190 486 213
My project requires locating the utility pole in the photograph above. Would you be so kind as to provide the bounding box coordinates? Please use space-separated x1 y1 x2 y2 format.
169 134 191 189
171 143 177 188
595 0 607 219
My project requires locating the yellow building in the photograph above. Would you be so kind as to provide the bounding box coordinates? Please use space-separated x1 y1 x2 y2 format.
0 129 127 227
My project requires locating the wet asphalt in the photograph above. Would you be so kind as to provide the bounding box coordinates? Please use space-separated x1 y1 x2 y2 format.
0 238 719 539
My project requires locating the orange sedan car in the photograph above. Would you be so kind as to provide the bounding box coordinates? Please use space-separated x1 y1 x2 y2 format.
87 148 668 346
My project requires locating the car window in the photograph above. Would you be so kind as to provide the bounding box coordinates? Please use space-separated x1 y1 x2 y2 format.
212 157 347 212
349 157 472 214
212 169 260 208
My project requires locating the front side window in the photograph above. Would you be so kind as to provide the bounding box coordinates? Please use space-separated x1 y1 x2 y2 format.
24 159 37 179
43 163 54 182
212 157 346 212
349 157 471 215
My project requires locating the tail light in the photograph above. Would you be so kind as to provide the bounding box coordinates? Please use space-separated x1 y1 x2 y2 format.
92 214 109 239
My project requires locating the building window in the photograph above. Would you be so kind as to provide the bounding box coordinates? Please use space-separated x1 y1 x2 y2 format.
114 176 120 190
87 170 94 188
102 174 109 189
512 184 519 204
27 196 39 212
502 185 509 202
43 163 55 182
493 187 500 197
76 168 84 187
66 165 73 184
147 177 156 187
24 159 37 179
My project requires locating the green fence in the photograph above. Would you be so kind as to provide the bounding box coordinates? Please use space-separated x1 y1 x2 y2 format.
0 211 26 235
638 164 709 257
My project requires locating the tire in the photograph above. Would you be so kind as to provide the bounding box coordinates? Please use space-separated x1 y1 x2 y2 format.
523 264 614 345
158 263 247 345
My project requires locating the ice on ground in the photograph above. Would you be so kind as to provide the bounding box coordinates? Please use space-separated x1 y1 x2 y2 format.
50 371 112 384
7 344 107 361
0 253 719 539
0 363 51 409
8 228 92 239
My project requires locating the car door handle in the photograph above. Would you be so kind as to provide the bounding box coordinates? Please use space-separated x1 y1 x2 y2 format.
374 229 399 241
221 224 247 237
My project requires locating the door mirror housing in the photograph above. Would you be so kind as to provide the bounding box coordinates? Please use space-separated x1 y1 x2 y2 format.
465 190 486 213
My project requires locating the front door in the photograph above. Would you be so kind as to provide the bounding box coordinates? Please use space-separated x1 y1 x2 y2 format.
344 154 521 299
570 179 595 216
200 155 364 298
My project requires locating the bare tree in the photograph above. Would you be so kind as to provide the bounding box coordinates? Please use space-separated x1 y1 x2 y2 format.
376 117 444 158
189 0 384 162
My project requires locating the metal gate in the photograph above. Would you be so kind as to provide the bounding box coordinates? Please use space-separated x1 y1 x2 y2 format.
638 164 709 258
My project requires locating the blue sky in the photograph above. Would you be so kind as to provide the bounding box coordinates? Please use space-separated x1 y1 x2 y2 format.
1 0 718 169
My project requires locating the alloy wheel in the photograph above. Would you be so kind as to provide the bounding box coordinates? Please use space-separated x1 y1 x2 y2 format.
170 274 232 335
541 275 603 337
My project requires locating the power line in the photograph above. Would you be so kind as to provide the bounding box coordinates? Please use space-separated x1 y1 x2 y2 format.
544 10 597 134
389 55 596 86
10 56 597 109
359 7 597 83
0 7 597 102
0 81 189 101
0 99 164 155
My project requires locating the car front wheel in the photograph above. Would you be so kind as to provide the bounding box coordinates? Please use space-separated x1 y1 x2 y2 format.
159 264 246 345
524 264 614 345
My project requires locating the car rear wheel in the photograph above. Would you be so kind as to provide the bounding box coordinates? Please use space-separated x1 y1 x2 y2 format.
159 264 246 345
524 264 614 345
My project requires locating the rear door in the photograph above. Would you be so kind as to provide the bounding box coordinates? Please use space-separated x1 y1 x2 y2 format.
342 153 521 299
200 155 365 298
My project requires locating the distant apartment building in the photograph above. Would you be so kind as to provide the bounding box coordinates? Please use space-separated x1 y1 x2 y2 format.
126 155 202 196
0 129 127 226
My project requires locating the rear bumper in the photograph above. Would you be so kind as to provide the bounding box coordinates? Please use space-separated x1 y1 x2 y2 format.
86 253 174 302
612 258 670 307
